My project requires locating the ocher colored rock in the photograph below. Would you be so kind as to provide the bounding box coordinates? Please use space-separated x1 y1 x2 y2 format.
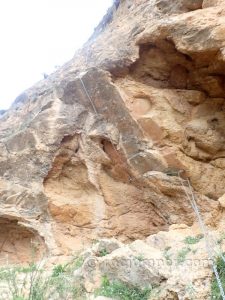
218 194 225 208
0 1 224 284
76 225 216 299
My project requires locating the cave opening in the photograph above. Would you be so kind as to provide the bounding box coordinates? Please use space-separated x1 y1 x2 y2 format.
0 218 45 265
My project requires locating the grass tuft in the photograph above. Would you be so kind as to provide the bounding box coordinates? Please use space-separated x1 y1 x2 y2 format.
98 248 109 257
211 254 225 300
135 254 144 262
176 247 191 264
0 255 86 300
184 234 203 245
95 276 152 300
163 247 172 266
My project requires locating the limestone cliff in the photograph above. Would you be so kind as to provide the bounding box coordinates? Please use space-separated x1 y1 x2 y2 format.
0 1 225 296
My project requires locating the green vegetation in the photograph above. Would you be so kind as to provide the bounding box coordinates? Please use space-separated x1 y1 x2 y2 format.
163 246 172 266
0 255 86 300
52 264 66 277
98 248 109 257
15 263 37 274
185 283 196 299
91 239 99 245
95 276 152 300
211 254 225 300
135 254 145 262
176 247 191 264
68 256 85 271
217 233 225 245
184 234 203 245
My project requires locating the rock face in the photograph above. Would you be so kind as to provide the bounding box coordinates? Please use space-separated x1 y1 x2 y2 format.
74 226 216 299
0 0 225 280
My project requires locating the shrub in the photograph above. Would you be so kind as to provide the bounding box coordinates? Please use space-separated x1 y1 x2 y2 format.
68 256 85 271
52 264 66 277
135 254 144 262
163 247 172 266
0 258 85 300
184 234 203 245
98 248 109 257
176 247 191 264
211 254 225 300
95 276 152 300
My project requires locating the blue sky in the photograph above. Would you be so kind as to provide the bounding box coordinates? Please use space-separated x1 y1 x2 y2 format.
0 0 112 109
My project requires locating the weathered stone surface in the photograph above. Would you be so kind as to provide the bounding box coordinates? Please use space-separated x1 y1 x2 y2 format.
0 4 225 298
202 0 225 8
218 194 225 208
74 223 220 299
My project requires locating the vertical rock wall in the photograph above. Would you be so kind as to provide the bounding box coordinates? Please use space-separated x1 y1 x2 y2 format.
0 0 225 257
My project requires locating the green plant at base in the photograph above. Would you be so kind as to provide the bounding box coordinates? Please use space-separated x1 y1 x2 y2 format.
98 248 109 257
184 234 203 245
95 276 152 300
15 263 37 274
163 246 172 266
185 283 196 300
69 256 85 271
91 239 99 245
176 247 191 264
72 283 86 299
211 254 225 300
0 258 86 300
53 255 85 276
52 264 66 277
135 254 144 262
217 233 225 245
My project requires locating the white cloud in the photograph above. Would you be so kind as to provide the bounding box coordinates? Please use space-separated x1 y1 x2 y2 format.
0 0 112 109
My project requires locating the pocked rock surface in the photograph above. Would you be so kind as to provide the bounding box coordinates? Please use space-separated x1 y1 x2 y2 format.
1 2 225 298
